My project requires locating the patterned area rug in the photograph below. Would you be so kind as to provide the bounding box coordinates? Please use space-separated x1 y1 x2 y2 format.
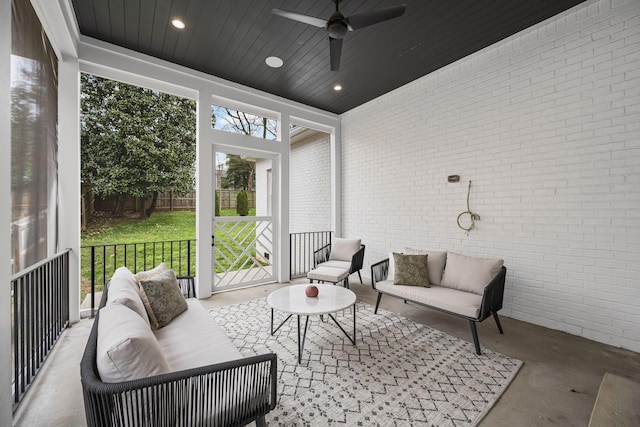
210 298 522 426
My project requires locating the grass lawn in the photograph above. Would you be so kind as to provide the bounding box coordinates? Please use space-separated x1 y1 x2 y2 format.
81 209 258 300
82 211 196 246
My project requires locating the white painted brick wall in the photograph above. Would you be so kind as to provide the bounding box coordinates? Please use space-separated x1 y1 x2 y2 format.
290 131 332 233
341 0 640 352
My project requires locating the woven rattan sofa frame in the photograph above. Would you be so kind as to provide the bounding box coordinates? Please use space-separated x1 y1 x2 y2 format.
370 259 506 355
313 243 366 288
80 281 277 427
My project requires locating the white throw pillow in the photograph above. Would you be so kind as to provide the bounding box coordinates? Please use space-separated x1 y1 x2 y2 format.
135 262 169 282
441 252 504 295
107 267 150 328
97 303 170 382
404 248 447 286
329 238 362 262
387 251 396 281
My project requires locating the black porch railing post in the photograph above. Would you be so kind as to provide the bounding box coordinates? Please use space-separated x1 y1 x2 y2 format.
90 246 95 317
187 241 192 276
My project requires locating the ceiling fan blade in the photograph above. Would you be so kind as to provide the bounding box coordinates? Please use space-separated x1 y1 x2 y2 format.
347 4 406 30
329 37 343 71
271 8 327 28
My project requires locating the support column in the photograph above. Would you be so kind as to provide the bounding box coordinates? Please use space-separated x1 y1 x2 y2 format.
195 90 213 298
58 58 81 323
1 0 13 422
330 125 341 237
278 114 291 282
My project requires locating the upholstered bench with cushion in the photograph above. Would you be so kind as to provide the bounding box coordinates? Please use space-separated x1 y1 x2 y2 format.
371 249 506 355
80 264 277 427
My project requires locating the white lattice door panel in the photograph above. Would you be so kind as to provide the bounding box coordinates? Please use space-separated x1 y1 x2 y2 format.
213 216 274 291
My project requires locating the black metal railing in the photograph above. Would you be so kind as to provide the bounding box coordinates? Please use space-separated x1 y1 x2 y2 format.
81 239 196 317
289 231 333 278
11 249 70 412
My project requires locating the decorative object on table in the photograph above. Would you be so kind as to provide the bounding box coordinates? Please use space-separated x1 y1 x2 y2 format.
305 285 319 297
212 298 522 427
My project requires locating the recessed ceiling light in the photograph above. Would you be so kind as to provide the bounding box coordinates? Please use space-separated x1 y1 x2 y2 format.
333 84 342 91
171 19 186 29
265 56 284 68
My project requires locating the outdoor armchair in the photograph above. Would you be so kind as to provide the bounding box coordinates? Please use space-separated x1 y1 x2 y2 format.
312 238 365 285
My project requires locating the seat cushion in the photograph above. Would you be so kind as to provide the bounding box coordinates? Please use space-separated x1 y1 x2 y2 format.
329 238 361 262
318 260 351 270
107 267 150 328
404 248 447 285
155 299 242 372
307 266 349 282
375 280 483 319
441 252 504 295
97 302 170 382
139 269 188 329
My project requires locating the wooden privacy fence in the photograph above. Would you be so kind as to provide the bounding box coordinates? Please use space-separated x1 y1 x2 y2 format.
217 190 255 210
91 189 255 212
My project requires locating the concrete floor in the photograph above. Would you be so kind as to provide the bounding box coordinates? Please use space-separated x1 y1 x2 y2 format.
12 278 640 426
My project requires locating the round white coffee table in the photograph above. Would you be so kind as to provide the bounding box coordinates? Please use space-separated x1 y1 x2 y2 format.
267 284 357 363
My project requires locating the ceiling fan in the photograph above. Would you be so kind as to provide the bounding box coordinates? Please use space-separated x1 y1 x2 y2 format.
271 0 406 71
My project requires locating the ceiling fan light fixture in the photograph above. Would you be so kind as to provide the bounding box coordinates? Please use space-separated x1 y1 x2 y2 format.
171 19 186 29
327 21 348 39
265 56 284 68
271 2 406 71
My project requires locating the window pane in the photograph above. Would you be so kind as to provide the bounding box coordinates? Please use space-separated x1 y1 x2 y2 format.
211 104 278 140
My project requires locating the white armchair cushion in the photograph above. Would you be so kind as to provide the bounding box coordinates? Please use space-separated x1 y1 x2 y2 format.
97 303 170 382
404 248 447 285
318 260 351 270
107 267 150 328
329 238 361 262
441 252 504 295
387 252 397 281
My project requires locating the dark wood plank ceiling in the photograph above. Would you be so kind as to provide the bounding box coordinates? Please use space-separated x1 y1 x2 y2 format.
71 0 587 114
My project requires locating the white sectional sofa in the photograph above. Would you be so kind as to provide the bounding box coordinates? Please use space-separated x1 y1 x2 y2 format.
371 249 506 355
80 266 277 427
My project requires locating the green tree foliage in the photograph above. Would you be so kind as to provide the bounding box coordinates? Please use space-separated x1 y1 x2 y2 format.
215 190 220 217
80 73 196 218
222 155 255 190
236 190 249 216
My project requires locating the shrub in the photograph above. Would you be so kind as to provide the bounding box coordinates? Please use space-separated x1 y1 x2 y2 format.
236 190 249 216
215 190 220 217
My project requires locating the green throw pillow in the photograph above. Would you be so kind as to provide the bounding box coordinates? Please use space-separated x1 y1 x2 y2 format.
393 253 431 287
139 269 187 329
